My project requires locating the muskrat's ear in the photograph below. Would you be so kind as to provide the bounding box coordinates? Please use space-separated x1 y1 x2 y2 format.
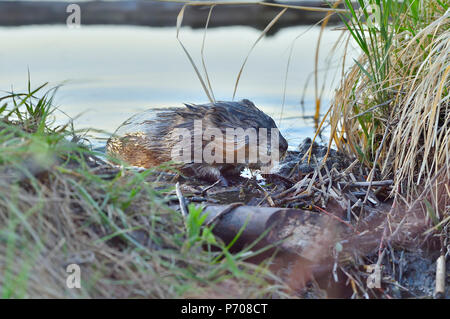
183 103 197 111
240 99 259 110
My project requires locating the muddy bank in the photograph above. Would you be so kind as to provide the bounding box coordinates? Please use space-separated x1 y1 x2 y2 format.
1 116 447 298
0 0 343 33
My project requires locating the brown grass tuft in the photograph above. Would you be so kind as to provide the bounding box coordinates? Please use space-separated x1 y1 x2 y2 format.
329 6 449 206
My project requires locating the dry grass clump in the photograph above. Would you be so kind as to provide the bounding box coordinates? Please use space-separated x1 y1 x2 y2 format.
328 1 449 214
0 84 291 298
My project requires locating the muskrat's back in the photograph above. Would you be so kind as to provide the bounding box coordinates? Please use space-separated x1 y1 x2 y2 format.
106 99 288 183
107 108 181 167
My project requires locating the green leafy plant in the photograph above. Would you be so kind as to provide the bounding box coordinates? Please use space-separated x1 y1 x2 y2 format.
185 203 217 249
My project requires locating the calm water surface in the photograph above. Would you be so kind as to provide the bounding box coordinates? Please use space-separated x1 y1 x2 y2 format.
0 25 351 148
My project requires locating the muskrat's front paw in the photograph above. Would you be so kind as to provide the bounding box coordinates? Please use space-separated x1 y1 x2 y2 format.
218 175 229 187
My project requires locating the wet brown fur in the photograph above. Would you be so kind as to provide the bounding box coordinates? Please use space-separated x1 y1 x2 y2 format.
107 99 288 183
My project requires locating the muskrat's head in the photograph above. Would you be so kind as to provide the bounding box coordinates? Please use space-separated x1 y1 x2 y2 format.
197 99 288 171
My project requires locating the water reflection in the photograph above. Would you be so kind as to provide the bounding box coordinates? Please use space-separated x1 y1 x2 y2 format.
0 24 349 148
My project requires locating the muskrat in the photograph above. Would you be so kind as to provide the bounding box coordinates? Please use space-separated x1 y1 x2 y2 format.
106 99 288 185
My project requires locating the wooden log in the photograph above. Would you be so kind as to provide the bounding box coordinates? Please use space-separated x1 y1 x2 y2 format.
0 0 343 33
434 254 446 298
202 204 346 262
